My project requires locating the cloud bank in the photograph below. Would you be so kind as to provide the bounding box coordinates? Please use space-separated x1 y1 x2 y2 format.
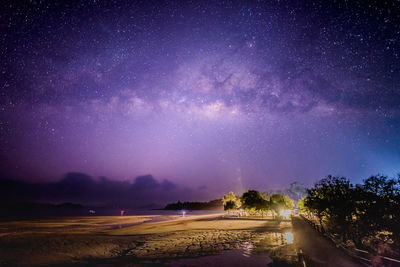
0 173 210 208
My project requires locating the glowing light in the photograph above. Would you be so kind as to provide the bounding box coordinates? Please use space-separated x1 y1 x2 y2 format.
281 209 291 219
284 232 294 244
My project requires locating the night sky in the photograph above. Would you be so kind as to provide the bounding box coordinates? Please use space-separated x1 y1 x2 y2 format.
1 0 400 201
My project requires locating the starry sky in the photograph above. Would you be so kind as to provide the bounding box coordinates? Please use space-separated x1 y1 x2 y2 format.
1 0 400 201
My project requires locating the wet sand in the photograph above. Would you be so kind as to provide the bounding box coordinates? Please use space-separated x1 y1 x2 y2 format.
0 214 297 266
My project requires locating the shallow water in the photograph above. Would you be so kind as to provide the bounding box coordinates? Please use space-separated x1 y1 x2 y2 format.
168 249 273 267
90 208 223 216
165 230 297 266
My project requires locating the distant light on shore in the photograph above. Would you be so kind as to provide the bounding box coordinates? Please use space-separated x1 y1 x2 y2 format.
285 232 294 244
281 209 291 219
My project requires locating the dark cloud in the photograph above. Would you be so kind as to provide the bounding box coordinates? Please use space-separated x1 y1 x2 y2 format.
0 173 197 208
131 175 159 191
198 185 208 190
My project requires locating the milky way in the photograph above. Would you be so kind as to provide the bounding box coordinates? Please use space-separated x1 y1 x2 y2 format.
1 1 400 199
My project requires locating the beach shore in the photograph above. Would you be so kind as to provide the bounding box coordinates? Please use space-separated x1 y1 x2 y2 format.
0 213 297 266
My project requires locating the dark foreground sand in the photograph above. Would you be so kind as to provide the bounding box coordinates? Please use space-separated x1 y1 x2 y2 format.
0 214 298 266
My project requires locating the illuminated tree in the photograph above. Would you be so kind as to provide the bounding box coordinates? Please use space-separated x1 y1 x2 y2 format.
222 191 240 211
296 197 306 213
240 190 270 216
270 193 294 218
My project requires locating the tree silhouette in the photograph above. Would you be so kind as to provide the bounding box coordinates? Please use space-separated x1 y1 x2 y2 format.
304 175 355 239
353 175 400 243
303 174 400 245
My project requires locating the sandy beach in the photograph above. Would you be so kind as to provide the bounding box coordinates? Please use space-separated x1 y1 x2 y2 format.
0 213 298 266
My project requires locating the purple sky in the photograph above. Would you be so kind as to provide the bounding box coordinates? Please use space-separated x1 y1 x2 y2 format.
1 1 400 202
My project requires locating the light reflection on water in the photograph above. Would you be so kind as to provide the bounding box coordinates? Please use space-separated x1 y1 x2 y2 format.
268 231 294 245
285 232 294 244
169 231 295 266
169 249 273 267
241 241 253 257
237 231 294 258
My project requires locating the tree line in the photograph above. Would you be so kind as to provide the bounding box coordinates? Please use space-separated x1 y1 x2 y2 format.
164 199 222 210
222 190 294 219
298 175 400 246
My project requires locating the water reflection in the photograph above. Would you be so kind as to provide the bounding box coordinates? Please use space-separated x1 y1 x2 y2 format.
269 231 294 245
169 231 296 266
285 232 294 244
170 249 272 267
237 231 295 258
257 231 295 249
241 241 253 257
